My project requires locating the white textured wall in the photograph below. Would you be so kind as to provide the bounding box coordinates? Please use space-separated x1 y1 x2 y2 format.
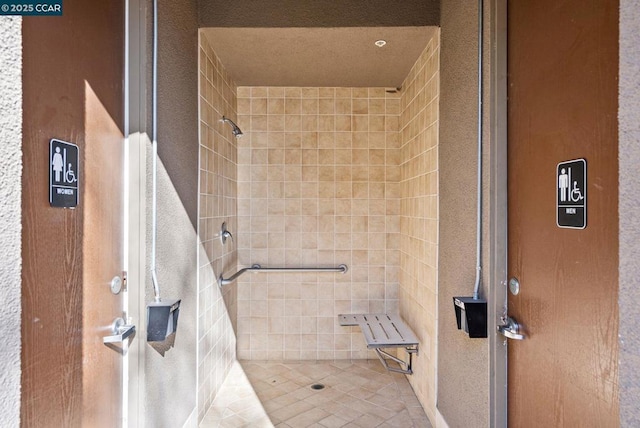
437 1 490 426
143 0 199 426
619 1 640 426
0 16 22 428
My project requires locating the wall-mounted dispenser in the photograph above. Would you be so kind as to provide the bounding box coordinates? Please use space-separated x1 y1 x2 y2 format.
453 297 487 338
147 299 181 342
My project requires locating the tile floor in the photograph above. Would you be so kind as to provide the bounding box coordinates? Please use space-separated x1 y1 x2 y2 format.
201 360 432 428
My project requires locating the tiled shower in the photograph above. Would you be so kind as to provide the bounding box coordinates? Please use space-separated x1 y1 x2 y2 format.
235 85 401 362
198 30 441 423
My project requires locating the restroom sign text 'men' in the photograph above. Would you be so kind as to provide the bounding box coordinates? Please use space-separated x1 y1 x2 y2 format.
49 139 79 208
557 158 586 229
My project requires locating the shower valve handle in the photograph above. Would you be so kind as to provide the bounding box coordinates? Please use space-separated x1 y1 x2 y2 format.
220 221 234 245
222 229 233 243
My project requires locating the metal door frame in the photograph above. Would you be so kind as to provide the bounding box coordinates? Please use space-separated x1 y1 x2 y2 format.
124 0 149 426
488 0 508 427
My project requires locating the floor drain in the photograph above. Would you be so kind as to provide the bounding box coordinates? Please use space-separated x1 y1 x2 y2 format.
311 383 325 390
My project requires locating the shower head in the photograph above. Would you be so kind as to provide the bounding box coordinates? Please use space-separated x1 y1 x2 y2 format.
220 116 243 138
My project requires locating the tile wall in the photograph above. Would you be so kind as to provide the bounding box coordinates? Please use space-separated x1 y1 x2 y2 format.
398 31 440 422
197 33 239 422
235 87 401 360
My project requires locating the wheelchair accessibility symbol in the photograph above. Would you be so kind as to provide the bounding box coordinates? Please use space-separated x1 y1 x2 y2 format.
65 163 78 183
557 159 586 229
558 169 584 203
50 139 79 208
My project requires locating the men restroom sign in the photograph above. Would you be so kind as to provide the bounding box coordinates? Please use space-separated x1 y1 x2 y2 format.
557 158 586 229
49 139 79 208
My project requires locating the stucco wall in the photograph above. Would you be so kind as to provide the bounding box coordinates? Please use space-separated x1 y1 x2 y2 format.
143 0 199 426
437 1 490 427
619 1 640 426
0 16 22 428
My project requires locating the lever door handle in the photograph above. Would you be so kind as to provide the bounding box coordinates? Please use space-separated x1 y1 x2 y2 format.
497 316 525 340
103 317 136 344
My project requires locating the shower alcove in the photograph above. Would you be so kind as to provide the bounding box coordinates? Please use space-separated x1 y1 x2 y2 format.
196 24 441 426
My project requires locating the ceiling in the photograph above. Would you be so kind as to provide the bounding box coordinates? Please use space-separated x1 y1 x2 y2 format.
198 1 440 88
201 27 437 88
198 1 439 28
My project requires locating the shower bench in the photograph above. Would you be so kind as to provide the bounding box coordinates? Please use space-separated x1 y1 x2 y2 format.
339 313 419 375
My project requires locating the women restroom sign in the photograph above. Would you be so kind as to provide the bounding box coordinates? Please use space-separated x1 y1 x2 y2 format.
557 159 586 229
49 139 79 208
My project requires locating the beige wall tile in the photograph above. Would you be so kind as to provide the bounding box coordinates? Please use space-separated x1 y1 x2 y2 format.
237 86 402 359
197 32 239 423
398 31 441 421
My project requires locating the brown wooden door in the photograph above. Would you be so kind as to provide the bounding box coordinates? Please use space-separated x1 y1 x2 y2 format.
506 0 619 426
22 2 126 427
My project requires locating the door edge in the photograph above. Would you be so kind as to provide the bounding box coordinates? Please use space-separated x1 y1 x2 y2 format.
488 0 508 427
124 0 149 426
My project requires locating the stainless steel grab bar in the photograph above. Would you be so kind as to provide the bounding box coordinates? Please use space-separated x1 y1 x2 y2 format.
218 264 348 287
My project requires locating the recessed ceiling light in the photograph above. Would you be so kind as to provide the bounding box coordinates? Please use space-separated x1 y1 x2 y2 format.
374 40 387 48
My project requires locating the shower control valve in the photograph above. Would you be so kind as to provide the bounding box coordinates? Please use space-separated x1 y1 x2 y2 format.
220 221 234 245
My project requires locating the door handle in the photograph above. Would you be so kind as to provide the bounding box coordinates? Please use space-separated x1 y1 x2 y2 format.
497 316 525 340
103 317 136 344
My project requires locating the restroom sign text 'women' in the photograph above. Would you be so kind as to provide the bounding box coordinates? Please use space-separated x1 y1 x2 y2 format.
557 158 586 229
49 139 79 208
